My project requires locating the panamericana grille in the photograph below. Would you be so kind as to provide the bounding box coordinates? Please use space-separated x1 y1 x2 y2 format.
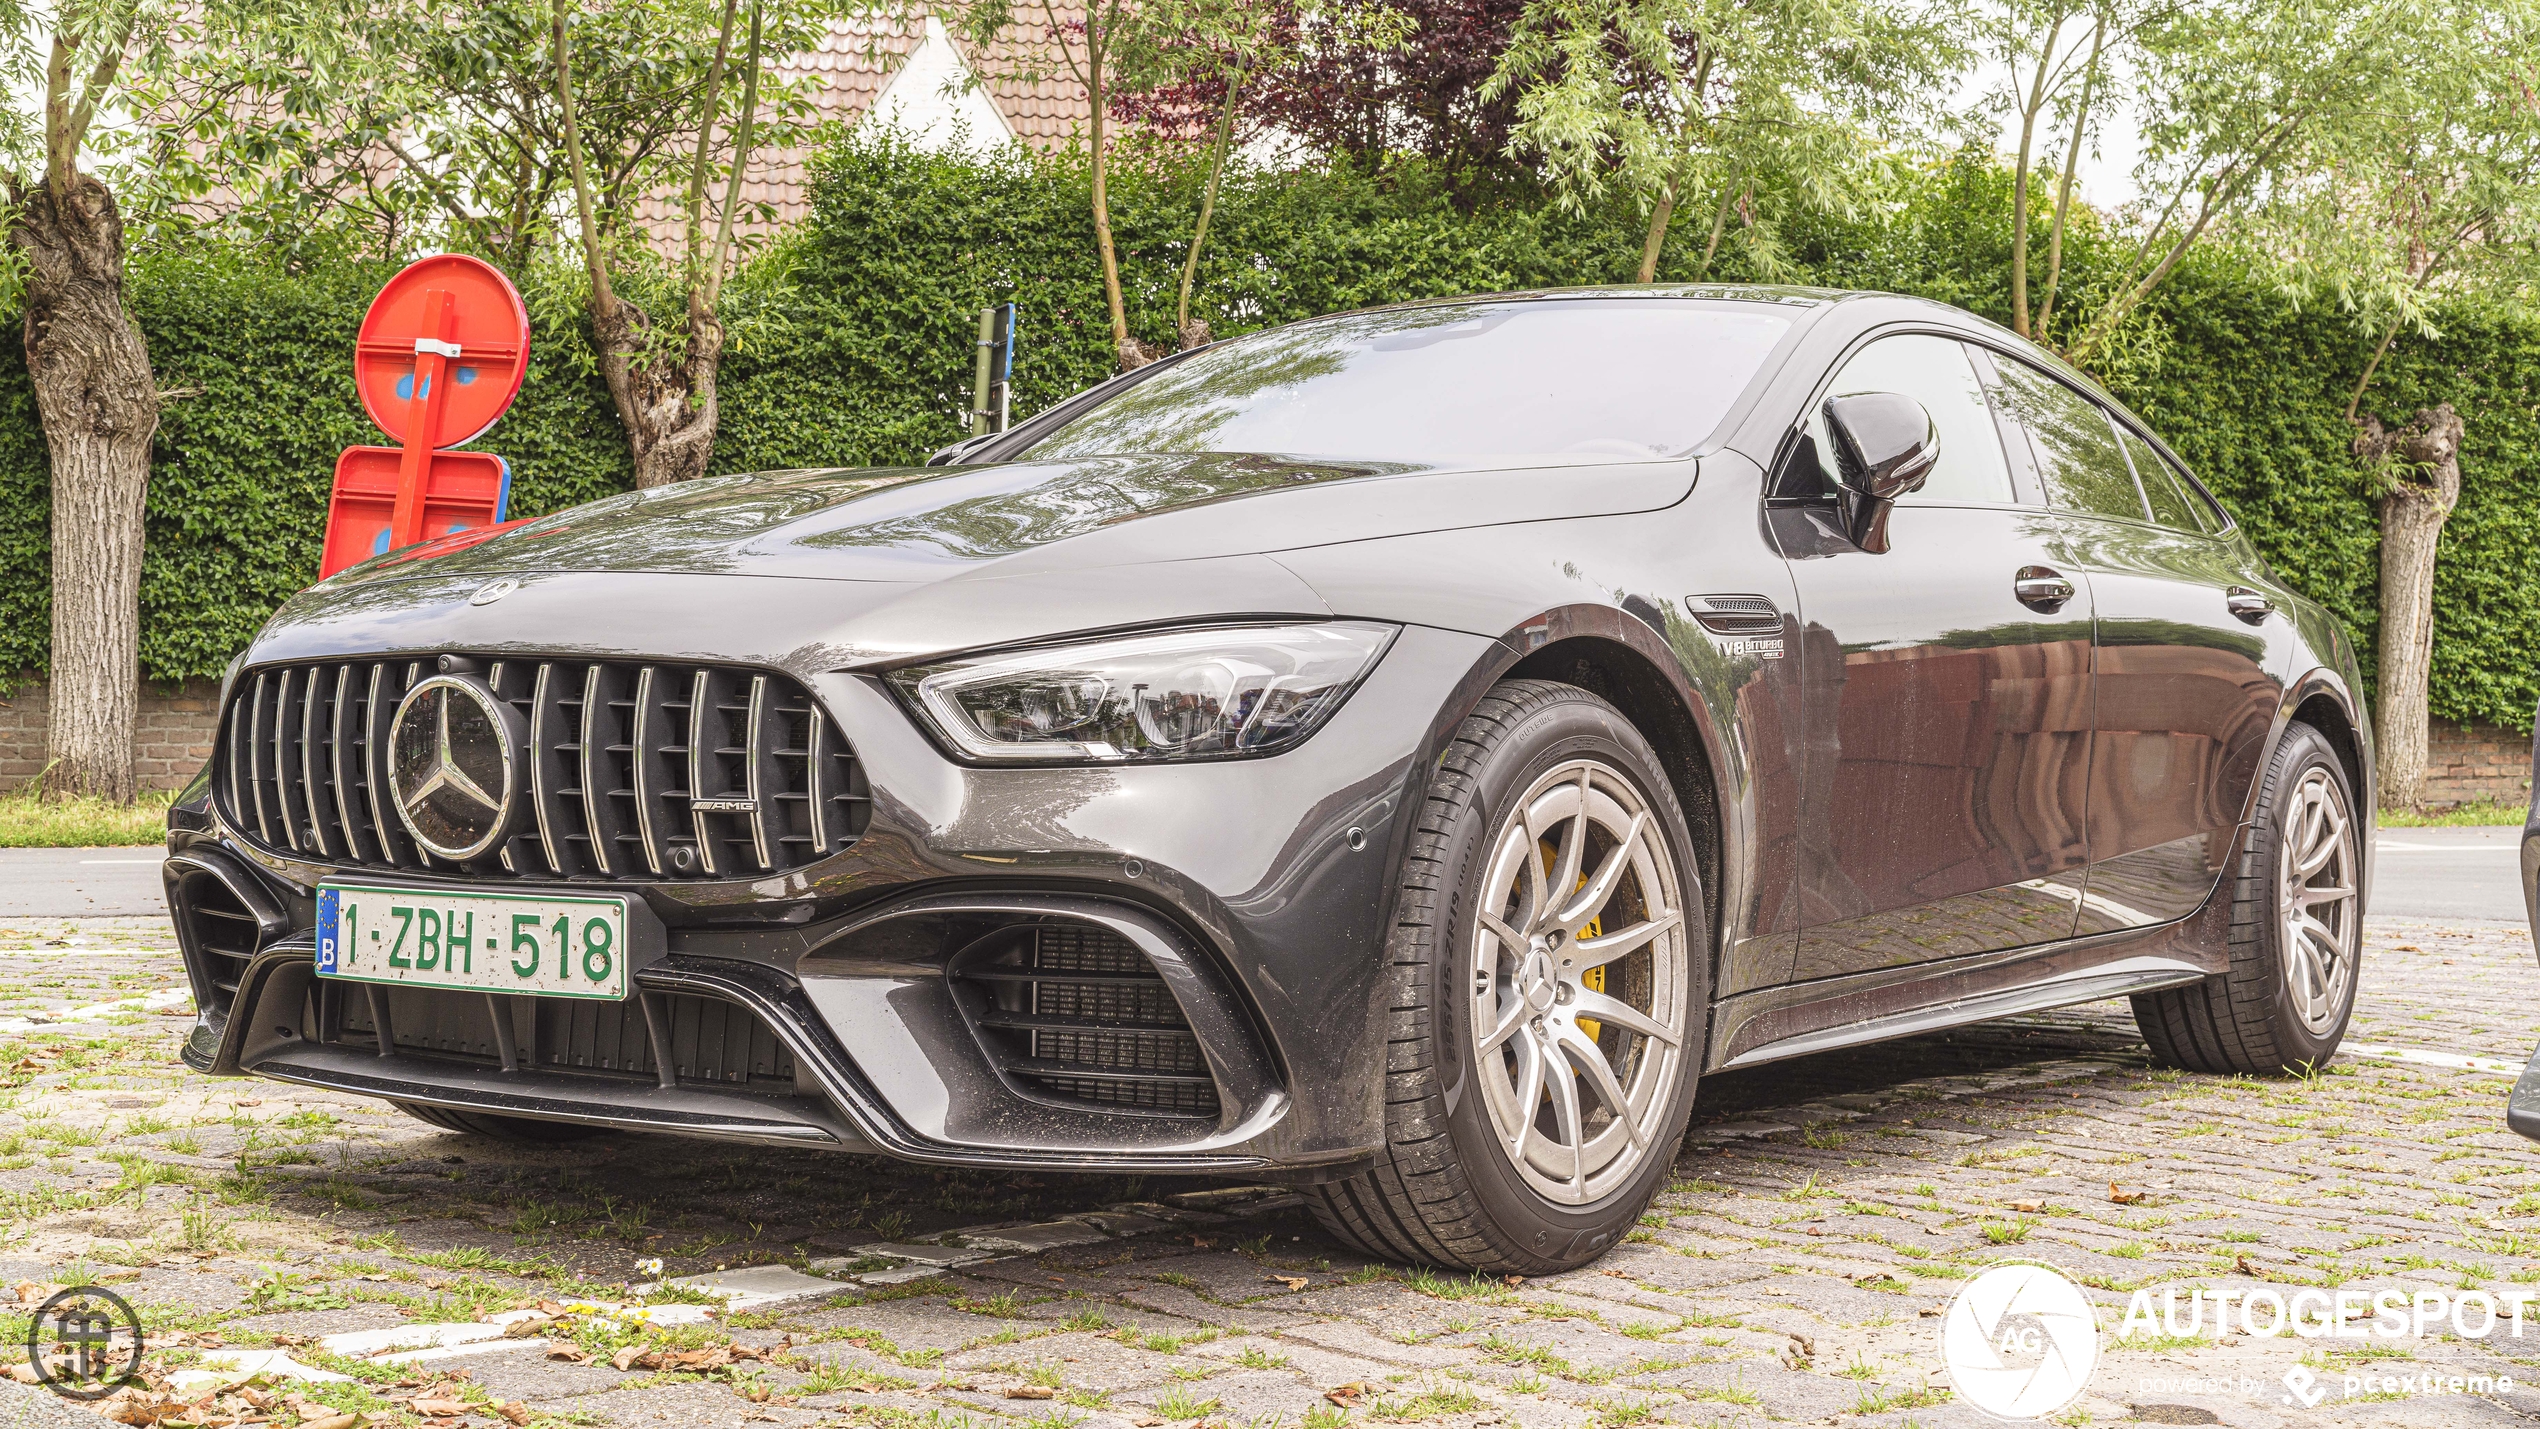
956 924 1220 1119
217 657 868 881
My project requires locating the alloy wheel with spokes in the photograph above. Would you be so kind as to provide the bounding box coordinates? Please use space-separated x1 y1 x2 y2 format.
1469 759 1690 1207
2130 721 2366 1076
1309 680 1709 1272
2276 765 2359 1037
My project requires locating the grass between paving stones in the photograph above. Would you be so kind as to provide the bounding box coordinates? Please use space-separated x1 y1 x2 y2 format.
0 787 175 846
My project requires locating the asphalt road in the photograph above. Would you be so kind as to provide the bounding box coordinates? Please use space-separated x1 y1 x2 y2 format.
2370 823 2525 923
2 822 2528 923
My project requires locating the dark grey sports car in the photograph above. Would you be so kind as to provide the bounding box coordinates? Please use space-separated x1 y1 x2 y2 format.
165 286 2373 1272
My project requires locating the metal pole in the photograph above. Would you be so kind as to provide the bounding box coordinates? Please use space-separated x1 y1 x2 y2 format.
970 307 998 438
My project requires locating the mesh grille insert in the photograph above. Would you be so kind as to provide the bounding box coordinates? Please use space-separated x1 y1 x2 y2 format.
956 924 1221 1119
214 656 868 881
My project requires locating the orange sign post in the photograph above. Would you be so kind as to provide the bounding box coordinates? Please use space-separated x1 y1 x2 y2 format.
320 255 532 579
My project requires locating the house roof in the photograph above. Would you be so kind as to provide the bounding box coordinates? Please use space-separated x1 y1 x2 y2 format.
718 5 1092 232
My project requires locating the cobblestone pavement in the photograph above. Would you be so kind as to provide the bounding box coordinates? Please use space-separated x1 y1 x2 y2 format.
1 915 2538 1428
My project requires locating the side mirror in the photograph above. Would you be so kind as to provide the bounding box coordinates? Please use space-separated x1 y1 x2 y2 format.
1823 392 1939 554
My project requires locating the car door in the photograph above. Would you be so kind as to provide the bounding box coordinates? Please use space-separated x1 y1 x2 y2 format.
1982 355 2285 933
1768 332 2097 986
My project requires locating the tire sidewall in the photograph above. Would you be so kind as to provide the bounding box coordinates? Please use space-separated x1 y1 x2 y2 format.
2247 726 2361 1066
1428 690 1709 1269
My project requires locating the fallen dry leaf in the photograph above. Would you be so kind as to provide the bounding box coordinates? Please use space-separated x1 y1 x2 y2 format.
1503 1275 1524 1287
2010 1200 2042 1214
1325 1381 1375 1407
1600 1269 1630 1279
410 1397 469 1417
545 1345 591 1365
502 1316 553 1338
494 1404 532 1427
298 1417 363 1429
2108 1181 2145 1205
610 1346 644 1371
1264 1275 1309 1291
1003 1387 1056 1400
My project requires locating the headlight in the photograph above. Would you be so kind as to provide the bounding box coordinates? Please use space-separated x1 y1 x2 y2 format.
889 622 1398 764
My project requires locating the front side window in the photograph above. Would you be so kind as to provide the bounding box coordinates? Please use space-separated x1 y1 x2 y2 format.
1989 360 2148 522
1023 300 1796 467
1797 333 2014 504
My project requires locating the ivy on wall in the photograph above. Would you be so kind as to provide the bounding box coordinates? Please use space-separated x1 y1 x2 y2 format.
3 141 2536 730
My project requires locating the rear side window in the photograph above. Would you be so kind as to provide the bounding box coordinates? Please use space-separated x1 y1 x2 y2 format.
1988 359 2148 522
2121 428 2222 534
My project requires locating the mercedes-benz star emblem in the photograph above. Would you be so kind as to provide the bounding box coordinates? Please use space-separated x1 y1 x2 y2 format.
469 579 519 606
388 674 521 860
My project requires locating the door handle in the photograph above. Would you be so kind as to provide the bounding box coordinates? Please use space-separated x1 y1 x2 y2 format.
2014 566 2075 610
2226 586 2275 623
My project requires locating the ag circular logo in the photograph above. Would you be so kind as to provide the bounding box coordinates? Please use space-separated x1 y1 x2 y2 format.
24 1285 144 1399
388 674 521 861
1939 1263 2100 1420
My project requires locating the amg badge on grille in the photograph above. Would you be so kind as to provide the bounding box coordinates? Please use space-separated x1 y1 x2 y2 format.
690 797 758 814
388 675 522 860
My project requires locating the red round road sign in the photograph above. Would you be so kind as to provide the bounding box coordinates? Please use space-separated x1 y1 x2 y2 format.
354 254 531 449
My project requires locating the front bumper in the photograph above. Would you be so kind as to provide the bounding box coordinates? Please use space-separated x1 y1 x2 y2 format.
167 623 1505 1174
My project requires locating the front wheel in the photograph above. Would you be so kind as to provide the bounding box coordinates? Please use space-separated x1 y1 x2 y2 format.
1310 680 1709 1272
2132 721 2364 1074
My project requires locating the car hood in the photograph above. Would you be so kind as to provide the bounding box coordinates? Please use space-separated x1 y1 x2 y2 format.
324 450 1698 587
248 451 1696 672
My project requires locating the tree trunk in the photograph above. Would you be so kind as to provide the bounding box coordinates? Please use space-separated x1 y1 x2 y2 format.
1635 178 1677 284
592 293 724 490
10 173 156 802
2355 402 2465 809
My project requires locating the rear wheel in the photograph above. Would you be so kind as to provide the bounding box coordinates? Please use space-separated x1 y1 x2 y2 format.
1311 680 1708 1272
2132 722 2363 1074
394 1102 608 1145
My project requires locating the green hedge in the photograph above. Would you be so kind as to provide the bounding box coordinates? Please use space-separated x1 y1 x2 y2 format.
5 141 2538 730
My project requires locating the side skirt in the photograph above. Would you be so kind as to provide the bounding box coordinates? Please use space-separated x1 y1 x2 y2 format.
1708 913 2226 1073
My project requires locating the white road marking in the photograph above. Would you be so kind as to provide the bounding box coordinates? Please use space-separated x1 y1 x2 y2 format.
0 986 192 1031
77 858 162 865
2376 842 2519 853
2346 1042 2523 1076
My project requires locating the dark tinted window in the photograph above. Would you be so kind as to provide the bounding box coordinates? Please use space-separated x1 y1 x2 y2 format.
2121 428 2220 533
1026 300 1795 466
1989 360 2147 521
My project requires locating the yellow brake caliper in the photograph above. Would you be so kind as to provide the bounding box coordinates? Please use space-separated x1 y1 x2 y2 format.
1542 839 1604 1042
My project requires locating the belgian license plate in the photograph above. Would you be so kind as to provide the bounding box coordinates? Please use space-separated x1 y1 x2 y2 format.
316 883 631 1001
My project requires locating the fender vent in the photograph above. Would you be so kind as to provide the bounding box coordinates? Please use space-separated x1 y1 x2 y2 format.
1682 593 1781 636
954 924 1220 1119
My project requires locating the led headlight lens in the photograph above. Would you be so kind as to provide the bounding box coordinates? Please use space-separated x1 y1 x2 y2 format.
891 622 1397 763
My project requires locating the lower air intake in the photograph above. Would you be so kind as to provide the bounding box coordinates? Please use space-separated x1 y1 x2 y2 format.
954 923 1221 1119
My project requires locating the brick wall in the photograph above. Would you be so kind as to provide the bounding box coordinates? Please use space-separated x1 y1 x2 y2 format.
2424 717 2533 811
0 677 221 793
0 673 2528 810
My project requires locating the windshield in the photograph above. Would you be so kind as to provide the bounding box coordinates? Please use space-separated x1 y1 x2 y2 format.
1023 299 1796 466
